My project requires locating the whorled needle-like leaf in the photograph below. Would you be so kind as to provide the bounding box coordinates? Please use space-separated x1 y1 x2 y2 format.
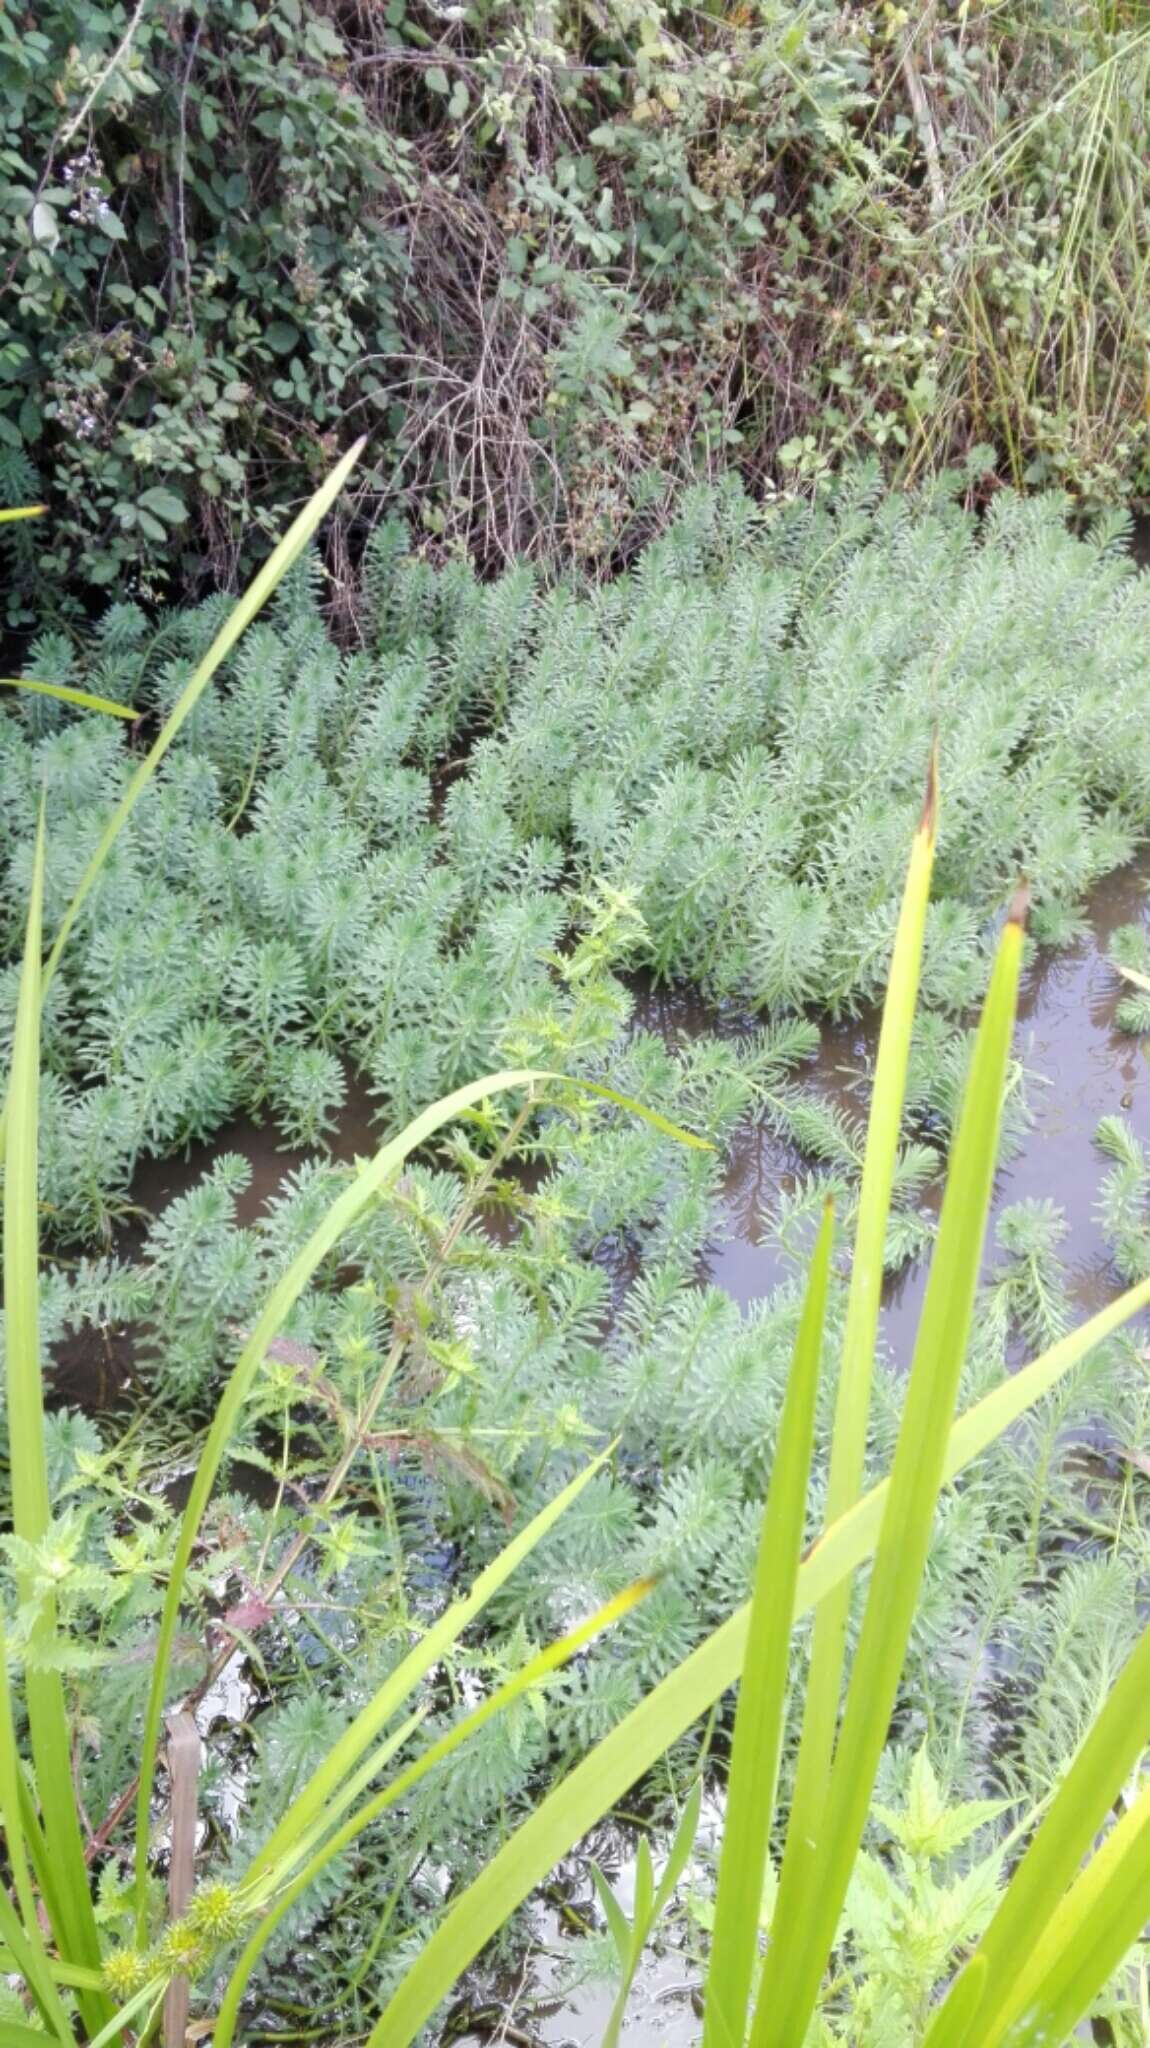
134 1069 705 1933
41 437 367 997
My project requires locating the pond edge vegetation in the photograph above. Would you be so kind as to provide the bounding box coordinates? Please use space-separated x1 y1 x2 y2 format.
2 450 1149 2044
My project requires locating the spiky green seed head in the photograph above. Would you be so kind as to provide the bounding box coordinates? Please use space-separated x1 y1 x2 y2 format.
158 1918 207 1976
186 1880 245 1944
102 1947 152 2000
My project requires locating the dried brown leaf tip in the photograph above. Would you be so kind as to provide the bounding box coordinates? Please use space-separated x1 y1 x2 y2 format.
1007 878 1031 929
919 743 939 837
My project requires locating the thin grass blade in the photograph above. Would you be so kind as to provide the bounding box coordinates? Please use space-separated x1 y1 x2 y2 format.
2 816 110 2031
0 506 46 523
703 1198 835 2048
780 756 937 1912
213 1579 652 2047
133 1069 701 1929
0 677 136 718
41 438 365 997
753 892 1027 2046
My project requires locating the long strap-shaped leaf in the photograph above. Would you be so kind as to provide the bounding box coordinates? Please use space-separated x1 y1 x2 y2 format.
0 1607 73 2043
779 755 937 1920
754 891 1026 2045
996 1782 1150 2047
3 816 112 2036
0 677 136 718
367 1258 1150 2048
133 1072 707 1931
703 1199 835 2048
924 1619 1150 2046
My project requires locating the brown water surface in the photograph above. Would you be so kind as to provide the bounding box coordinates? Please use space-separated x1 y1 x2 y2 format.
636 855 1150 1367
55 855 1150 1407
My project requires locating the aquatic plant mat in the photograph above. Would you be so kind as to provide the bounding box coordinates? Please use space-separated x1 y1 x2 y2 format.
2 474 1149 2040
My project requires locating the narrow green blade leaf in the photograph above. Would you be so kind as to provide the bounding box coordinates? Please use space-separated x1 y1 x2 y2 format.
592 1867 632 1968
214 1580 651 2046
780 758 936 1909
0 505 46 523
364 1259 1150 2048
655 1778 703 1915
754 895 1027 2046
133 1070 698 1929
633 1836 655 1943
994 1786 1150 2048
703 1198 834 2048
925 1622 1150 2046
933 1955 989 2048
2 816 109 2030
42 438 366 997
0 677 136 719
0 1608 74 2042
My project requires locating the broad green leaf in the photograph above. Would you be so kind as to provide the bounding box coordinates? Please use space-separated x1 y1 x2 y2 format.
368 1249 1150 2048
704 1198 834 2048
136 485 187 524
755 895 1026 2045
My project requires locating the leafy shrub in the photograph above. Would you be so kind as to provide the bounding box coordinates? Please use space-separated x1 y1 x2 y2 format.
5 1 1150 612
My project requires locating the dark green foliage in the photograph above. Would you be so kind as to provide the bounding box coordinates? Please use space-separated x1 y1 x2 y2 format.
6 2 1150 612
